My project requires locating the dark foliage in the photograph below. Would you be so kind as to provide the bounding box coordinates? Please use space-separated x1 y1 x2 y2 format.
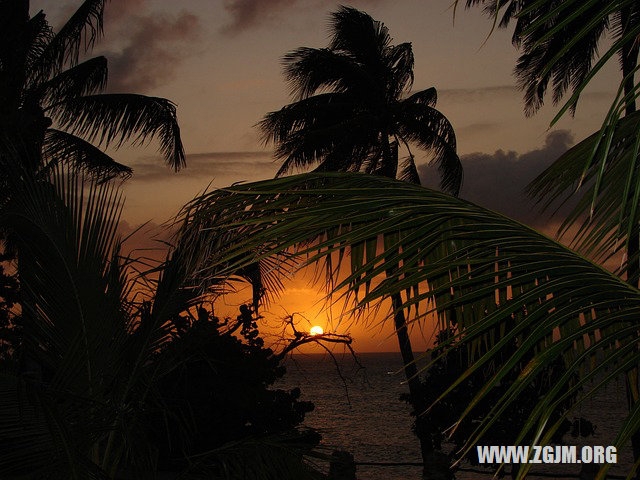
0 0 185 179
150 306 318 472
405 328 593 474
465 0 640 116
0 252 19 364
260 6 461 194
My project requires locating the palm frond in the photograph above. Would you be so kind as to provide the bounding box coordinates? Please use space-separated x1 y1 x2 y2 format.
2 164 127 394
0 5 51 103
329 6 392 62
177 172 640 479
283 47 376 100
524 0 639 122
259 92 356 145
527 111 640 270
462 0 640 117
259 92 381 175
517 0 610 116
397 102 462 195
29 56 108 106
398 154 421 184
47 94 186 170
387 42 414 98
31 0 107 81
403 87 438 107
42 128 132 180
0 160 136 475
465 0 520 31
19 11 54 87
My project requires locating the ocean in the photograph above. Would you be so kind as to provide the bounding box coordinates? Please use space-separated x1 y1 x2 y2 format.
276 352 635 480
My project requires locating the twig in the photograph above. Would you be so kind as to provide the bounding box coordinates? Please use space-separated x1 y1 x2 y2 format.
317 341 352 405
275 313 366 404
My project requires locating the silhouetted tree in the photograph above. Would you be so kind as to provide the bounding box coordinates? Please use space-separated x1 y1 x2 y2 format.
466 0 640 468
464 0 640 281
260 8 461 473
466 0 639 117
0 0 185 182
260 6 461 191
0 164 323 479
0 0 187 391
407 328 592 478
181 171 640 478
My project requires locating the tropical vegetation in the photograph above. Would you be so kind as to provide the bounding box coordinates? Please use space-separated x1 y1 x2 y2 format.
465 0 640 288
0 0 186 369
260 8 461 472
0 1 323 479
465 0 640 469
0 160 323 479
261 6 461 191
3 1 640 479
177 171 640 479
0 0 185 181
176 3 640 478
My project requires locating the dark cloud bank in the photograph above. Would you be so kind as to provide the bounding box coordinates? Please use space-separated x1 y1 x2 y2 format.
95 0 200 92
418 130 575 230
106 11 199 92
131 132 575 234
221 0 297 34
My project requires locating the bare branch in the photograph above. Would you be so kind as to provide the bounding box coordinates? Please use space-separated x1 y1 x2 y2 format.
275 313 354 360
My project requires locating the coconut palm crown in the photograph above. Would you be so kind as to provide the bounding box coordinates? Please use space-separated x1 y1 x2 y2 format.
0 0 185 182
465 0 640 116
260 6 462 194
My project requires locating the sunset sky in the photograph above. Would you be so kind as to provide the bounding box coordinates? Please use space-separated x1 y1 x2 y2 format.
34 0 621 352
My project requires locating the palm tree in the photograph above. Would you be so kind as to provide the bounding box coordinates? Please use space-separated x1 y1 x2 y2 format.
0 0 185 182
0 0 186 384
178 171 640 479
465 0 640 465
462 0 640 280
0 158 322 479
465 0 639 116
260 8 461 472
260 6 461 192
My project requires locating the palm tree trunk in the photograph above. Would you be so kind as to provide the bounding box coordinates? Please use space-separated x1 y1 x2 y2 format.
620 5 640 474
381 136 448 479
390 289 449 480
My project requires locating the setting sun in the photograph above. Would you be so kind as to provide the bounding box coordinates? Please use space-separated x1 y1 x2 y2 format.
309 326 324 336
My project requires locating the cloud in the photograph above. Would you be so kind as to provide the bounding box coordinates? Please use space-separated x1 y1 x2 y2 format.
104 11 199 93
53 1 199 92
52 0 148 31
130 151 278 182
418 130 575 231
221 0 297 34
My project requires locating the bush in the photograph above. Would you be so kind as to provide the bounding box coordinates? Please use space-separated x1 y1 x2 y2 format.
149 305 318 471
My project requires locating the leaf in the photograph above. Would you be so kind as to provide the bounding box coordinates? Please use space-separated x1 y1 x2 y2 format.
177 172 640 479
47 94 186 171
